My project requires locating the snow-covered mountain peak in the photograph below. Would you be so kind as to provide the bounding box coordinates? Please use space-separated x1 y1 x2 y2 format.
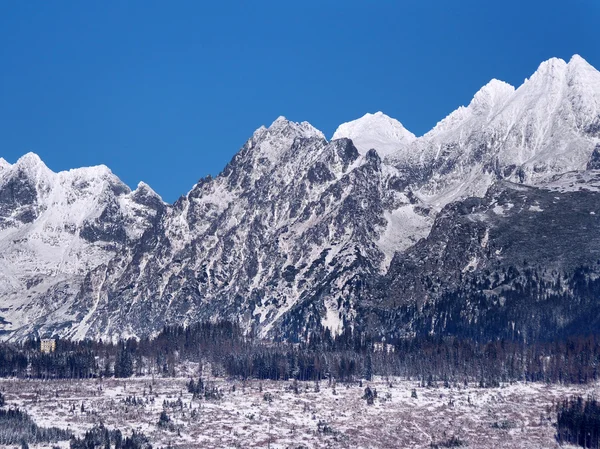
514 57 568 96
4 153 122 189
536 56 568 73
135 180 154 193
15 151 44 166
332 111 416 157
424 79 515 139
66 164 117 182
0 158 10 170
4 152 54 191
414 54 600 207
469 79 515 115
270 115 288 126
496 55 600 144
569 54 594 69
565 54 600 101
519 57 570 84
13 152 50 173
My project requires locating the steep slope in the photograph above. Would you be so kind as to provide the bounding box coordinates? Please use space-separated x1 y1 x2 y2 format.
0 154 165 338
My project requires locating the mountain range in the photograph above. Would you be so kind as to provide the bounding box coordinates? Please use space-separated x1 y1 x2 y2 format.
1 54 599 342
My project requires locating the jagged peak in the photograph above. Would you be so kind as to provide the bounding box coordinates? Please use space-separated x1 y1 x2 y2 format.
0 157 10 170
130 180 165 208
267 115 325 139
136 180 152 191
3 152 139 201
332 111 416 157
538 56 568 71
270 115 288 126
425 56 593 138
245 116 326 162
134 181 162 200
516 55 600 89
252 125 268 138
11 152 53 183
68 164 112 176
499 54 600 126
10 152 116 181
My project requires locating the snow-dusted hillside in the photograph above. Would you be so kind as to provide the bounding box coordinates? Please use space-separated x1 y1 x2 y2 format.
1 54 600 341
0 153 165 338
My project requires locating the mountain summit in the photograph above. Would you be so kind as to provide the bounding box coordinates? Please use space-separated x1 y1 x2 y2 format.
332 111 416 156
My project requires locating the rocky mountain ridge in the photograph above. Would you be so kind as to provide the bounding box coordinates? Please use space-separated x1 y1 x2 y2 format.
1 54 599 341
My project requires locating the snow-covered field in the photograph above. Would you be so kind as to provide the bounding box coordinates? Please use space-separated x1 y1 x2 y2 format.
0 376 596 448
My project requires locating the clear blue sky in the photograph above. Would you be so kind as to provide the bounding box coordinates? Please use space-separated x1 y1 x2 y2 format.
1 1 598 203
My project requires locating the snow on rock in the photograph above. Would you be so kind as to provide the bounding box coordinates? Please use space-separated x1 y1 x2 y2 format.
376 204 432 270
253 116 326 162
0 152 164 339
332 111 416 157
468 79 516 117
399 54 600 210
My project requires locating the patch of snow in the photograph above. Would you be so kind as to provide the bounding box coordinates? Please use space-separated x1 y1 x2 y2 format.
480 228 489 248
322 297 343 336
462 256 478 273
377 206 431 270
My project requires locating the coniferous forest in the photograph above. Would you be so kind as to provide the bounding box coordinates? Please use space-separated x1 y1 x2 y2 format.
556 396 600 448
1 320 600 386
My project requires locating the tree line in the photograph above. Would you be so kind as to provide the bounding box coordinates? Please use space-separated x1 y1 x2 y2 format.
0 320 599 385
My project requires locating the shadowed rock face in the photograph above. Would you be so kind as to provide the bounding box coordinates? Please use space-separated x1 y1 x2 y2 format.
385 181 600 300
587 145 600 170
0 169 38 225
361 178 600 341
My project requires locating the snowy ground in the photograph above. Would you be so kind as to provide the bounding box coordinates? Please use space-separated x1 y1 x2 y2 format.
0 376 596 448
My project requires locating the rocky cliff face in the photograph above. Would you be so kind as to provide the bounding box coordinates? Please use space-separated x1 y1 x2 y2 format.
1 55 600 341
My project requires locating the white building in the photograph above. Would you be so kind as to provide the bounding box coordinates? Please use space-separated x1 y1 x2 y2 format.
40 339 56 353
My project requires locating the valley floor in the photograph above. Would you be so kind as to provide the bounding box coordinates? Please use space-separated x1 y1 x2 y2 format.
0 376 595 448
